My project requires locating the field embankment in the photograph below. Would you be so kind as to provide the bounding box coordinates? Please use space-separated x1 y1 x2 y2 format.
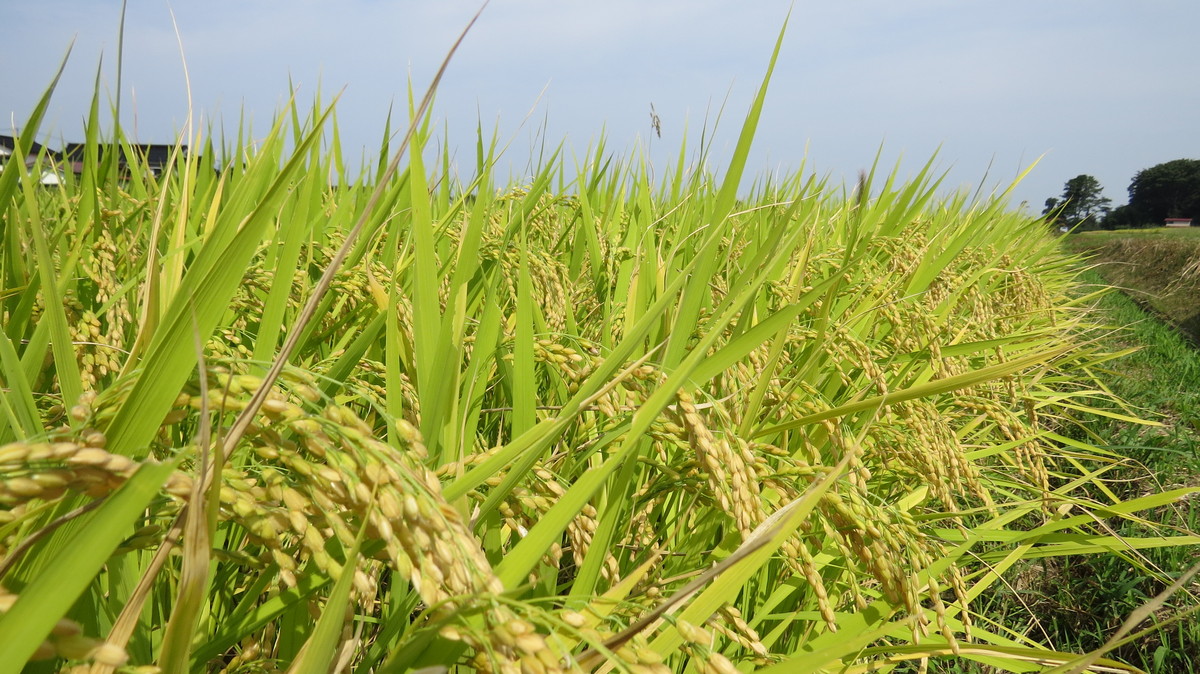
1008 265 1200 672
1067 228 1200 342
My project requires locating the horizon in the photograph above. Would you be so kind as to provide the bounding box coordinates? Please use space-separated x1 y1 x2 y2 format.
4 1 1197 211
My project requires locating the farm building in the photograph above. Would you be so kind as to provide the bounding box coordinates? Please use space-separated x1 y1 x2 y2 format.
1 134 65 185
1 134 187 181
0 134 51 169
1165 217 1193 227
59 142 186 176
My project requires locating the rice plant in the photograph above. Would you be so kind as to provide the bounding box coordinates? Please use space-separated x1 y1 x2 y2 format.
0 23 1197 674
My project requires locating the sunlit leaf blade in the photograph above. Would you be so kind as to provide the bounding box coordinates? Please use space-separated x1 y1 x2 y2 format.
0 461 174 666
285 525 367 674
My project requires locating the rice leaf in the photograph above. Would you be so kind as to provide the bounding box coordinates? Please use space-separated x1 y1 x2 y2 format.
284 521 367 674
0 460 174 667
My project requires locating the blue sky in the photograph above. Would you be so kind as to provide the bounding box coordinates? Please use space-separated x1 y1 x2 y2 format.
4 1 1198 211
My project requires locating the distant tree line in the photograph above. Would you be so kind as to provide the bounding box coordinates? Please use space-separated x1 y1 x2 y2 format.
1043 158 1200 230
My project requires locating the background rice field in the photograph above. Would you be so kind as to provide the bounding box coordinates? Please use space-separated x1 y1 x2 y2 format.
1 33 1198 674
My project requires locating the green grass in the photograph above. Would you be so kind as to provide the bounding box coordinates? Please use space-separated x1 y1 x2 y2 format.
971 267 1200 673
1080 272 1200 446
1066 228 1200 342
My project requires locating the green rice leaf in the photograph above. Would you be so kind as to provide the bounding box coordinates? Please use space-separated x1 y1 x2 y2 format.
284 522 367 674
0 460 174 668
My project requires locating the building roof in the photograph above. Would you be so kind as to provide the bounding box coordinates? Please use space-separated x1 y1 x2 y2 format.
0 134 51 158
1 134 190 175
60 141 186 171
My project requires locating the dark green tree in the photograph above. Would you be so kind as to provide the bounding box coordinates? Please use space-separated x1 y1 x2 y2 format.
1128 158 1200 225
1101 203 1139 230
1042 197 1064 225
1043 174 1111 229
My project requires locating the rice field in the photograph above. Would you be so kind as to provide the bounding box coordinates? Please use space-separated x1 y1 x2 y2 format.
1 35 1197 674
